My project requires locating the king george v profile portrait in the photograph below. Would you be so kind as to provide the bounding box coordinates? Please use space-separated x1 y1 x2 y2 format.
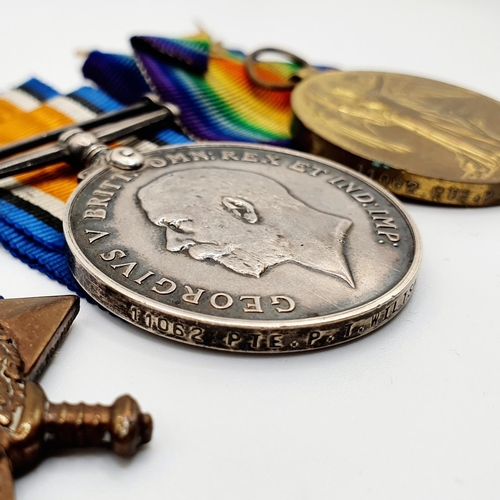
137 167 355 287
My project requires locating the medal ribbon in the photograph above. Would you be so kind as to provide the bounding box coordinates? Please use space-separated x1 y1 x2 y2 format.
0 80 190 294
0 33 324 292
82 32 312 145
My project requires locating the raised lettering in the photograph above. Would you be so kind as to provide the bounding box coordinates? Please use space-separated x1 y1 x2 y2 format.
220 151 239 161
327 176 345 185
85 230 109 244
351 192 375 203
100 180 121 190
241 152 258 162
372 216 397 229
84 209 106 219
151 278 177 295
189 151 209 161
289 161 309 173
165 153 190 164
110 261 137 278
86 197 109 208
182 286 205 305
271 296 296 313
210 293 234 310
337 181 361 193
111 173 134 182
262 154 280 166
134 271 155 285
309 166 328 177
92 189 114 197
99 249 126 261
377 230 400 242
240 296 263 313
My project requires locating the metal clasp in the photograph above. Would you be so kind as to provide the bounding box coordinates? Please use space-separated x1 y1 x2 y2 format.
0 97 179 180
245 47 317 90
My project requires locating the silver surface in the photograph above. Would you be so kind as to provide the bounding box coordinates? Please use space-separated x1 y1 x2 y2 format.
64 143 421 353
0 104 176 179
0 94 164 161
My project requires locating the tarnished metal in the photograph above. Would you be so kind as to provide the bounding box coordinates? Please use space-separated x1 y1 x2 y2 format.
0 102 177 179
64 143 421 353
246 49 500 206
0 296 152 500
0 90 422 354
0 94 163 161
0 295 79 379
292 71 500 206
108 146 144 170
245 47 317 90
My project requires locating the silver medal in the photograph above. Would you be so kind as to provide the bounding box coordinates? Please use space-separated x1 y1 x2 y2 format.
64 143 421 353
0 102 421 353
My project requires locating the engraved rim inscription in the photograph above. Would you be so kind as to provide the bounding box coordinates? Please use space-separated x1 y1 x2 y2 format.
64 143 421 353
293 71 500 182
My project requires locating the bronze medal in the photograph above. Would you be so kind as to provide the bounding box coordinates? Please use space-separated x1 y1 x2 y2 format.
0 295 152 499
247 50 500 206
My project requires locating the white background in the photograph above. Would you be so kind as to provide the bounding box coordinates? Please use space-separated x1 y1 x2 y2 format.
1 1 500 499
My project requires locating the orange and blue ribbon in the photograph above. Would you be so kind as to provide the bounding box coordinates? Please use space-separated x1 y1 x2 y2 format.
0 33 324 292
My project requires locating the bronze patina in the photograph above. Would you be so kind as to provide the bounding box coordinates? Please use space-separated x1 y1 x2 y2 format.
0 296 152 500
247 50 500 206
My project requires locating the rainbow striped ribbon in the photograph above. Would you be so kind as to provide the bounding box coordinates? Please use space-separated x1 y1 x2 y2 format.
83 32 311 145
0 33 322 291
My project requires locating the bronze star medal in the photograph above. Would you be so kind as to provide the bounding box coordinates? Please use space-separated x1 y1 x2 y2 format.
0 295 152 500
